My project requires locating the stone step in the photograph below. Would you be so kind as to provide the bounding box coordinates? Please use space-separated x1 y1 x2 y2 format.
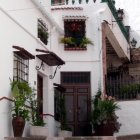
4 136 46 140
4 137 116 140
65 136 116 140
117 134 140 140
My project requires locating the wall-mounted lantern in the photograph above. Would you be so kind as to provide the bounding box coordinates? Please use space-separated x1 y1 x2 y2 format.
130 38 137 48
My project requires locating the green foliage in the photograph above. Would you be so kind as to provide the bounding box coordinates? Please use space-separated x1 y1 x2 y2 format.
38 27 48 45
60 36 93 48
120 84 140 95
10 80 32 121
80 37 94 47
28 93 45 126
59 95 71 131
91 91 120 126
60 37 76 46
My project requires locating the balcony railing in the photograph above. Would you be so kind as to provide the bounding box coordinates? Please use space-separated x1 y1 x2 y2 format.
102 0 129 42
107 74 140 101
51 0 95 5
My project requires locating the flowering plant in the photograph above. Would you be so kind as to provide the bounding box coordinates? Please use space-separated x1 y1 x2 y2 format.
91 89 121 133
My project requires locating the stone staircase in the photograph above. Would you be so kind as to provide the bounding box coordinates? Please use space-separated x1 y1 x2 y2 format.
4 134 140 140
117 134 140 140
4 136 46 140
4 137 115 140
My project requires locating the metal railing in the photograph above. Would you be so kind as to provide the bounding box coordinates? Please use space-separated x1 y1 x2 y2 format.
106 74 140 100
51 0 95 6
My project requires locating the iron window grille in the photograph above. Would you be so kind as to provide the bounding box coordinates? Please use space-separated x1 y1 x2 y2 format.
13 53 29 82
38 19 48 45
64 20 85 48
61 72 90 84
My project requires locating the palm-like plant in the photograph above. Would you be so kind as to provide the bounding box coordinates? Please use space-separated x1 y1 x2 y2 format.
11 80 32 120
91 90 121 135
80 37 94 47
60 36 93 48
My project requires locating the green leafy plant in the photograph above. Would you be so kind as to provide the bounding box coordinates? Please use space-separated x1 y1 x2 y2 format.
59 95 71 131
38 27 48 45
11 80 32 121
28 92 46 126
60 37 76 46
80 37 94 47
91 89 121 134
60 36 93 48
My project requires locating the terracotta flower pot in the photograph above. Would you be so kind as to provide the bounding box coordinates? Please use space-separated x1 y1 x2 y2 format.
94 122 116 136
12 117 25 137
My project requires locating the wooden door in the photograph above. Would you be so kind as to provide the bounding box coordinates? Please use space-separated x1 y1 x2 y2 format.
37 74 43 115
61 72 91 136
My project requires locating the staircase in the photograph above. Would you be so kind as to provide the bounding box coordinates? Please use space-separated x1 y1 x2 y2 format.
4 136 115 140
4 136 46 140
4 134 140 140
117 134 140 140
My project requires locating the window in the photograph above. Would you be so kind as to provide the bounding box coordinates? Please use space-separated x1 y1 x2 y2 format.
61 18 93 50
13 53 29 82
61 72 90 84
64 19 85 48
65 20 85 39
38 19 48 45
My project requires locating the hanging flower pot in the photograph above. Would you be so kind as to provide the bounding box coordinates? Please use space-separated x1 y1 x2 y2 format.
12 117 25 137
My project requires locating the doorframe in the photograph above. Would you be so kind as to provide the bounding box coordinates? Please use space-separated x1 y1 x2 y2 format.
60 72 92 136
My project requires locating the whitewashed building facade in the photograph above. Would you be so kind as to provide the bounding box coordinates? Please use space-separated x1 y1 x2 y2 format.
0 0 140 139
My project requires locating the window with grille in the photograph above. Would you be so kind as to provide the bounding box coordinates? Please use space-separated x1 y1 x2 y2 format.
63 20 86 48
61 72 90 84
38 19 48 45
13 53 29 82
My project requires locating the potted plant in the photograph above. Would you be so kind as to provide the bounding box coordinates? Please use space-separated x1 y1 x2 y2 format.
38 27 48 45
91 89 121 136
28 93 47 137
10 80 32 137
60 36 93 49
58 94 72 137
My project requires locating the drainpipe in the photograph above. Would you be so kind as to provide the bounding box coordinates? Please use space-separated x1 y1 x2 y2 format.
96 8 106 95
31 0 64 35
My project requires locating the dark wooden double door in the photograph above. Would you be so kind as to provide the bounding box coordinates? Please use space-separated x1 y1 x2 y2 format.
61 72 91 136
64 85 91 136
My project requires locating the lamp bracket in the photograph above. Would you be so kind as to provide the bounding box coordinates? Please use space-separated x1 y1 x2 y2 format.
36 60 44 70
49 65 61 79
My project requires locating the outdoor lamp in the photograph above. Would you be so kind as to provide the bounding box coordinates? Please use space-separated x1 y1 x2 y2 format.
130 38 137 48
117 8 124 20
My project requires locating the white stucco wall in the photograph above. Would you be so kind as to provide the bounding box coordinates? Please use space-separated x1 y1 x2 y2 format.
0 1 57 138
51 3 106 97
51 1 139 137
0 0 138 138
112 0 140 136
115 101 140 136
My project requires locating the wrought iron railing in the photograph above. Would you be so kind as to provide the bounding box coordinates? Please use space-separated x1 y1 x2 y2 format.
102 0 129 42
106 74 140 100
51 0 95 6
